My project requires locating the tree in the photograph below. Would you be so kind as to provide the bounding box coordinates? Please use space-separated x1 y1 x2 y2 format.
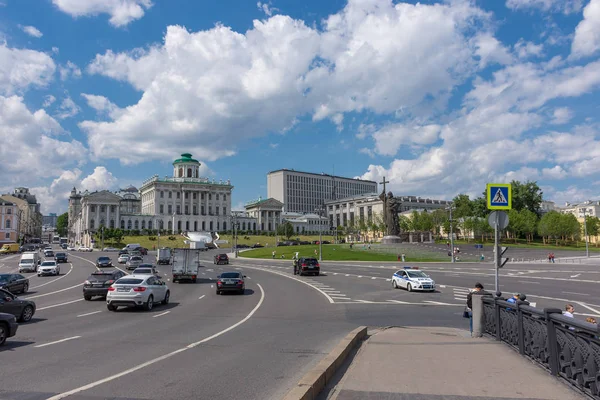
430 209 447 237
510 180 543 214
520 209 538 243
399 216 411 232
452 194 473 219
471 196 488 219
584 216 600 246
56 212 68 237
507 209 525 242
411 211 434 232
277 221 294 240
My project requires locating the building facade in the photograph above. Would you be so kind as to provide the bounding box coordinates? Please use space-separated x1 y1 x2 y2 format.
69 153 233 247
0 198 19 243
43 213 58 228
1 188 42 240
267 169 377 213
325 193 451 228
281 212 329 234
559 201 600 218
243 197 284 232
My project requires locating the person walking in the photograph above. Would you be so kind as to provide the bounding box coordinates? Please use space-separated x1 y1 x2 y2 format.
466 282 490 334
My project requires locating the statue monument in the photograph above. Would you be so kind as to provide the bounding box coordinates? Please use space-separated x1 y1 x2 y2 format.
378 177 402 244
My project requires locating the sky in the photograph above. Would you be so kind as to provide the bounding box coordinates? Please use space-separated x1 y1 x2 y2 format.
1 0 600 215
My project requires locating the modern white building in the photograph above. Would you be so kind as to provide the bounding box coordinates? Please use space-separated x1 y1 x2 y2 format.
325 193 451 228
69 153 233 247
559 201 600 218
281 212 329 234
267 169 377 213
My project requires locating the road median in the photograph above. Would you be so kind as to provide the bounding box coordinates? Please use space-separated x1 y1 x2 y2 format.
282 326 367 400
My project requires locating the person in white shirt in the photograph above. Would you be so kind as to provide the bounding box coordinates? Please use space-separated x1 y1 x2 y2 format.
563 304 575 318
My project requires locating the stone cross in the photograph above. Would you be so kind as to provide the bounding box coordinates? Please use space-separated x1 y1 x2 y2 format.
379 176 390 194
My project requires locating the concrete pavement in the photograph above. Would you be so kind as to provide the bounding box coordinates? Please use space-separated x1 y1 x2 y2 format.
319 326 585 400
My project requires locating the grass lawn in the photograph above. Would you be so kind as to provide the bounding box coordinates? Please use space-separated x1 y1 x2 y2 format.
435 238 600 252
218 234 335 247
240 244 446 262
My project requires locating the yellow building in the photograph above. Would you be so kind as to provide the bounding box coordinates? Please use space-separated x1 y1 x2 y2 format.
0 198 19 243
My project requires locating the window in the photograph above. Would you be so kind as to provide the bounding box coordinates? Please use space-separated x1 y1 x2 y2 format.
179 168 183 177
208 206 212 215
223 194 227 201
209 221 213 231
186 221 190 231
185 192 189 199
101 205 106 212
201 206 205 215
110 219 115 228
128 220 132 229
217 221 220 230
168 220 172 231
223 221 226 231
209 194 212 200
168 205 172 214
216 194 219 200
194 221 198 231
90 219 95 229
5 232 9 239
193 205 197 215
5 219 10 229
177 221 182 231
216 207 219 216
176 205 181 214
134 220 139 229
223 207 226 215
160 191 164 198
193 192 197 200
121 220 125 229
202 221 205 230
168 191 172 199
141 221 146 229
160 205 164 214
111 205 116 212
187 168 192 177
201 193 205 200
90 205 96 212
7 208 11 214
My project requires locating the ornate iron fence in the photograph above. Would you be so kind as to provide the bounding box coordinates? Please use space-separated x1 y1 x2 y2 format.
482 296 600 399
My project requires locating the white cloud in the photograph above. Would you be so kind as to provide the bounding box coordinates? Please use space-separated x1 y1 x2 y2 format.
83 0 491 165
514 39 544 59
356 123 376 140
80 166 119 192
19 25 43 38
52 47 60 54
571 0 600 59
43 94 56 108
371 124 441 156
31 169 82 214
473 33 514 68
59 61 82 81
551 107 573 124
257 1 278 17
51 0 153 27
81 93 123 119
0 43 56 94
56 95 81 119
0 95 87 188
541 165 568 179
506 0 584 14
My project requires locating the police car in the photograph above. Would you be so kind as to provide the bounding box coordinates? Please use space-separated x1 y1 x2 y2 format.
392 267 435 292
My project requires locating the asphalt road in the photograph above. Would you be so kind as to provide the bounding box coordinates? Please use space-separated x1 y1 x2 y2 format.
1 245 597 400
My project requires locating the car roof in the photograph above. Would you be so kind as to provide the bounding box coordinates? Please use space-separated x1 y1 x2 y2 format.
91 270 120 275
137 264 154 268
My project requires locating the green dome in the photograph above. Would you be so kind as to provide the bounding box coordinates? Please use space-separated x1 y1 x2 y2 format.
173 153 200 165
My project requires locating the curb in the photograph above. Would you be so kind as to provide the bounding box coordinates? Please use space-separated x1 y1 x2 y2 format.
282 326 368 400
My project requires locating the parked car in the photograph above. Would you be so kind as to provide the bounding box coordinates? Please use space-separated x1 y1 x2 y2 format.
0 274 29 294
126 256 144 271
106 275 170 311
0 288 36 322
96 256 113 268
0 312 18 346
38 260 60 276
83 270 126 300
103 247 119 252
118 254 130 264
214 254 229 265
54 252 68 263
215 272 246 295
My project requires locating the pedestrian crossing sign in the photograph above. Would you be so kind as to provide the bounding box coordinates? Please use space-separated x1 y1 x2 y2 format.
487 183 512 210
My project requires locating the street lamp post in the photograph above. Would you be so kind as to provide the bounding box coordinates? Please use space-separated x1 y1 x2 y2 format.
315 205 324 261
580 208 590 258
447 204 455 263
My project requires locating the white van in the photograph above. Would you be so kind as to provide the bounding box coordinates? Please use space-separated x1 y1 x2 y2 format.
19 252 40 273
123 244 142 251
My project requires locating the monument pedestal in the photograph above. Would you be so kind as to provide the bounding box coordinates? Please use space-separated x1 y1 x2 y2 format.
381 235 402 244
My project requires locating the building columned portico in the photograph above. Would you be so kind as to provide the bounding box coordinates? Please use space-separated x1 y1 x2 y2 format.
244 197 283 232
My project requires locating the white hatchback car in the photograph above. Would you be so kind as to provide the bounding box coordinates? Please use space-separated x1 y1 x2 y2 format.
106 275 170 311
38 260 60 276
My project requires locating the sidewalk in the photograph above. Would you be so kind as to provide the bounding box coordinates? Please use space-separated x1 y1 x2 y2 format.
320 326 585 400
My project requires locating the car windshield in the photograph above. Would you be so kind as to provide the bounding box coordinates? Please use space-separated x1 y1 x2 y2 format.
220 272 240 278
56 253 66 257
116 278 144 285
20 259 33 263
0 275 10 283
138 264 153 268
218 254 228 258
89 272 115 280
130 257 142 261
302 258 318 265
41 261 56 266
134 269 151 274
98 257 110 261
407 271 428 278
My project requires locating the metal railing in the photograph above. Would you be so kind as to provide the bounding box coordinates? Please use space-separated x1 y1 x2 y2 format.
482 297 600 399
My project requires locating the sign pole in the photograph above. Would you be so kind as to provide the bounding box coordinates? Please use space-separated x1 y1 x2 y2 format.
494 211 500 296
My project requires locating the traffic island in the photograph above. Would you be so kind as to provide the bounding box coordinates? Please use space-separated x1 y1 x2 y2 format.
283 326 368 400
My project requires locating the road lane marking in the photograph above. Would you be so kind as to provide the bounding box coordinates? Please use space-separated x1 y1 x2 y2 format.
371 277 377 280
571 274 581 278
355 300 373 303
210 284 214 288
25 284 84 299
47 283 265 399
387 300 409 304
576 302 600 315
564 291 588 296
37 299 85 310
424 301 454 305
198 295 205 300
30 262 74 289
35 336 81 348
152 311 170 318
77 310 102 318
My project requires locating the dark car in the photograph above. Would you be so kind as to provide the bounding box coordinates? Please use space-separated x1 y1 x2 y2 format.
0 288 36 322
20 244 36 252
96 256 113 268
118 250 129 256
0 274 29 294
251 244 264 248
60 243 68 249
43 250 54 258
138 247 148 255
0 312 18 346
55 252 68 263
294 257 320 276
83 270 126 300
214 254 229 265
215 272 246 295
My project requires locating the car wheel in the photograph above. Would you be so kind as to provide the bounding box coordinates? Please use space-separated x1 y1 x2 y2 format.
84 295 92 301
0 323 7 346
37 274 41 277
216 290 220 295
407 283 412 292
22 283 28 294
144 295 154 311
239 289 244 295
162 291 170 305
392 280 398 289
107 304 117 311
314 272 319 276
20 305 34 322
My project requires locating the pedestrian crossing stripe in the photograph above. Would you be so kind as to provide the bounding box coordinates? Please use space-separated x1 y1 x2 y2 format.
493 188 507 204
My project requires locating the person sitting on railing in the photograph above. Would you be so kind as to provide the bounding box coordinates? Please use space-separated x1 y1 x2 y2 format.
563 304 576 331
506 293 522 311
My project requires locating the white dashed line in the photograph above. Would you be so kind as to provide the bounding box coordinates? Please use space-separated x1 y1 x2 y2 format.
153 311 170 318
37 299 85 310
35 336 81 348
77 310 102 318
387 300 409 304
198 295 205 300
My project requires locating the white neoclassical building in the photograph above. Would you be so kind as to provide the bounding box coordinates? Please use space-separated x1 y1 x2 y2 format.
69 153 233 247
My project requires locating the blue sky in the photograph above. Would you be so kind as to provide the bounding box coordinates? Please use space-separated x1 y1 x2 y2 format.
1 0 600 214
